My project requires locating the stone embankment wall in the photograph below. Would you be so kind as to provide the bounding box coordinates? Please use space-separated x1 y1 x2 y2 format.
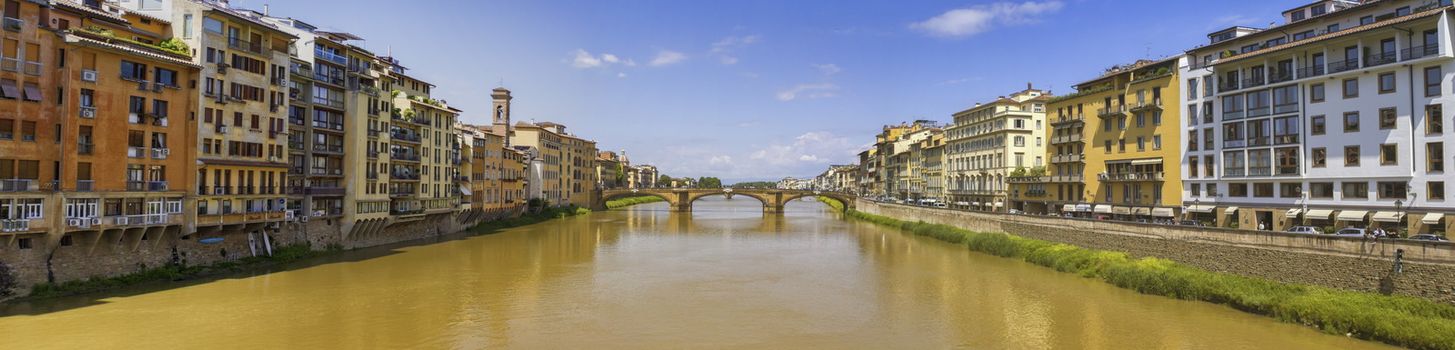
1 213 476 299
857 200 1455 303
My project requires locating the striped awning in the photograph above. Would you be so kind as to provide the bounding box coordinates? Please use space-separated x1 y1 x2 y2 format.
1076 204 1093 212
1337 210 1369 222
1152 208 1176 217
1094 205 1113 214
1285 208 1303 217
1062 204 1077 212
1133 207 1151 216
1372 211 1404 223
1186 205 1215 213
1113 206 1132 215
1423 213 1446 225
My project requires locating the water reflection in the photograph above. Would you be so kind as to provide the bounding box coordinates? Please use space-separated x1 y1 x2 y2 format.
0 196 1392 349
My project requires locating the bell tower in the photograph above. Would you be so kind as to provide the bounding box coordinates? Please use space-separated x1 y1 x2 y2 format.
490 87 513 145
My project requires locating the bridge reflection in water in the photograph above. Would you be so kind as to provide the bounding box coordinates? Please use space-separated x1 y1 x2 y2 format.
0 197 1388 349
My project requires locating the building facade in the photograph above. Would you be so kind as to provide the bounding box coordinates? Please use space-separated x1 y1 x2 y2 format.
944 86 1049 211
1182 0 1452 234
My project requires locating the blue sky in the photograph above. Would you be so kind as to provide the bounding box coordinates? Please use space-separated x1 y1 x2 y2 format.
246 0 1306 183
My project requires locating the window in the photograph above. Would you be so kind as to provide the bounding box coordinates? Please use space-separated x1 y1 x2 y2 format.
1275 147 1299 175
1013 136 1024 147
155 68 177 87
1153 135 1162 150
1378 182 1408 199
1345 145 1360 166
1343 112 1359 132
1229 183 1248 197
1360 15 1374 25
1311 115 1325 135
1188 78 1198 99
1310 83 1324 102
1103 140 1111 153
203 17 223 34
1428 104 1444 135
1343 78 1358 98
121 60 147 81
1280 183 1303 198
1137 136 1145 151
1344 182 1369 199
1379 108 1397 130
1426 66 1443 97
1188 130 1199 151
1273 116 1299 144
1311 183 1334 198
1380 144 1398 165
1431 182 1446 201
19 121 33 141
1254 183 1274 198
1430 142 1445 172
0 119 12 140
1377 72 1396 94
1272 85 1298 114
1312 147 1327 167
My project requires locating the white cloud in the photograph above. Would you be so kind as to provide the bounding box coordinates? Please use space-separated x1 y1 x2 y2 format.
748 132 854 167
812 63 841 76
650 50 687 66
571 49 635 69
777 83 839 102
711 35 760 65
709 155 733 166
910 1 1064 38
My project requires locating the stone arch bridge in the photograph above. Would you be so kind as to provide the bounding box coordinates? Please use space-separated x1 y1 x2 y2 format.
596 188 856 213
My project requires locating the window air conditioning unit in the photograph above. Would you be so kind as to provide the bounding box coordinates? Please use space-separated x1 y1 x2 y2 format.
79 108 95 119
114 216 129 225
299 216 309 223
213 187 226 195
91 217 102 225
218 125 230 133
81 70 98 82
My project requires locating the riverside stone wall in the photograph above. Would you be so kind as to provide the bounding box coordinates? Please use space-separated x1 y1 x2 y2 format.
0 213 476 299
857 200 1455 303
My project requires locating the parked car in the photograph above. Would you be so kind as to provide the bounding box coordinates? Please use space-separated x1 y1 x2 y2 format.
1178 220 1204 227
1286 226 1323 235
1008 209 1023 215
933 203 948 208
1410 234 1450 242
1332 228 1368 237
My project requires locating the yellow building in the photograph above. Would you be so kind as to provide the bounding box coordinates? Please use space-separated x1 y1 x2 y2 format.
386 68 460 219
1013 57 1183 220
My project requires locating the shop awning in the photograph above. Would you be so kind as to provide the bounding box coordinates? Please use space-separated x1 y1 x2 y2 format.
1113 206 1132 215
1186 205 1215 213
1133 207 1150 216
955 202 970 206
1152 208 1176 217
1094 205 1113 214
1225 206 1240 215
1076 204 1092 212
1285 208 1303 217
1062 204 1076 212
971 202 980 206
1337 210 1369 222
1372 211 1405 223
993 201 1004 208
460 187 473 196
1130 158 1164 165
1423 213 1446 225
1306 209 1335 220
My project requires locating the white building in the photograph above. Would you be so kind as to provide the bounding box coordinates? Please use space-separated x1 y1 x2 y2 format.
1181 0 1452 234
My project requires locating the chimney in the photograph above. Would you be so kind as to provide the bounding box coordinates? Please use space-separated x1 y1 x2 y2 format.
263 4 269 16
1026 82 1032 90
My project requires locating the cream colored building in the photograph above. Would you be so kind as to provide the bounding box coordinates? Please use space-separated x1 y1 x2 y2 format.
944 86 1051 211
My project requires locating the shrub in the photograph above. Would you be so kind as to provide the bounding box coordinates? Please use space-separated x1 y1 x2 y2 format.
606 195 665 209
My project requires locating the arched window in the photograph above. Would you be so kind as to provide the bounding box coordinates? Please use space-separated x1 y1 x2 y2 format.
495 106 505 120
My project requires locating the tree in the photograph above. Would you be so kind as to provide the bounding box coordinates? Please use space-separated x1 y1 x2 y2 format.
0 261 15 298
696 177 723 189
657 175 672 188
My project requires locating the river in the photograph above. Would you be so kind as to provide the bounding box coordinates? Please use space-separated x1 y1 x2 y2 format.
0 196 1390 349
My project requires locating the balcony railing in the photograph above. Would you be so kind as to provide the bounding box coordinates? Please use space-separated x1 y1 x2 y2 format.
2 17 23 32
1268 70 1294 84
1328 59 1359 74
1249 167 1273 176
228 37 264 55
1005 176 1044 184
1130 98 1162 112
128 147 146 158
1219 80 1240 92
288 141 304 150
392 153 421 161
1098 172 1165 182
128 181 168 192
77 143 94 155
151 148 170 159
1296 66 1325 78
312 120 344 131
1403 45 1440 61
1096 105 1125 118
391 172 421 180
1242 77 1266 89
314 48 348 65
313 144 344 154
391 132 422 143
310 168 344 176
0 179 37 192
1051 154 1085 163
313 96 345 109
1051 114 1084 125
1365 51 1398 67
1246 106 1271 118
1274 134 1299 145
1247 136 1270 147
307 187 346 196
1 219 30 233
76 180 94 192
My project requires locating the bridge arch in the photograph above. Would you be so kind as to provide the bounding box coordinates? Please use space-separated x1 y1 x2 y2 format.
596 189 855 214
779 191 856 212
600 189 680 210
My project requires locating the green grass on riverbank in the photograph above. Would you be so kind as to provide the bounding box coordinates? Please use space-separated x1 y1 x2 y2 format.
25 244 337 300
816 196 845 212
830 198 1455 350
605 195 665 209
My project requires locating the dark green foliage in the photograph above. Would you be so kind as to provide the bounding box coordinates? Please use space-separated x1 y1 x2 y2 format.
846 209 1455 350
606 195 665 209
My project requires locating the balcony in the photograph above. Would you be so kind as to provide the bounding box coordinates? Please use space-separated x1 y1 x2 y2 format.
0 179 37 192
228 37 264 55
290 65 314 79
313 96 344 109
1051 114 1084 126
1274 134 1299 145
310 167 344 177
391 132 422 143
1051 154 1085 163
1404 45 1440 61
1296 66 1325 78
1242 77 1266 89
1268 70 1294 84
1364 51 1398 67
1097 172 1165 182
1219 80 1240 93
392 152 421 162
202 186 233 195
1328 59 1359 74
1129 98 1162 112
288 141 304 150
76 180 94 192
128 147 146 158
151 148 170 160
1006 176 1044 184
1224 167 1246 177
1096 105 1125 119
391 171 421 180
314 48 348 65
312 120 344 132
2 16 22 32
77 143 94 155
1049 175 1083 183
412 117 432 126
1249 167 1273 176
307 187 346 196
1246 106 1271 118
79 106 96 119
313 144 344 154
1 219 31 233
